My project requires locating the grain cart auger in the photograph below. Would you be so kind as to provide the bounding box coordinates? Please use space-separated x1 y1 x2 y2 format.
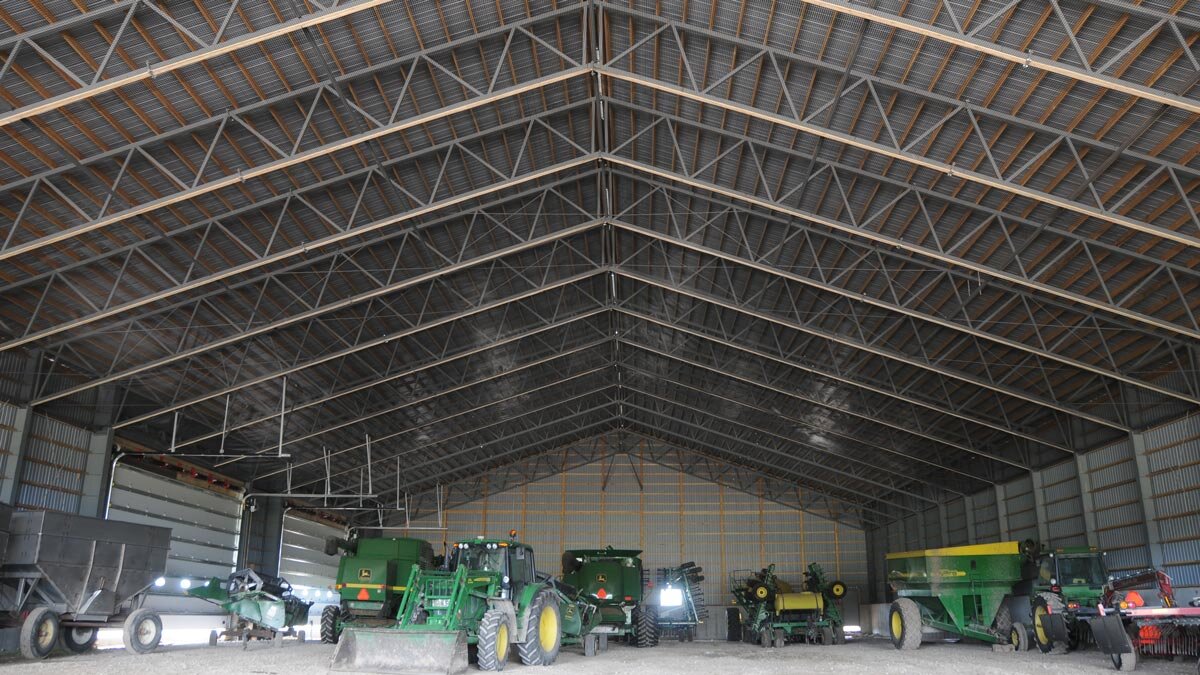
561 546 656 647
321 535 435 644
188 569 313 648
654 562 707 642
729 563 846 647
887 540 1039 651
330 531 601 674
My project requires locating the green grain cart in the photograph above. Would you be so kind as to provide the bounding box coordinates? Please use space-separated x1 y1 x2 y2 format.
561 547 657 647
330 533 601 674
321 535 435 644
887 541 1038 650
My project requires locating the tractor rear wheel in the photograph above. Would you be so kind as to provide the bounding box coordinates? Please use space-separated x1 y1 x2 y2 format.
1032 593 1070 655
476 609 511 672
518 589 561 666
726 608 742 642
889 598 922 651
633 605 658 648
321 605 341 644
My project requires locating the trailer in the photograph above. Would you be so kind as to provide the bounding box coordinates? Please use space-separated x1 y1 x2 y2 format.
0 506 172 659
887 541 1037 651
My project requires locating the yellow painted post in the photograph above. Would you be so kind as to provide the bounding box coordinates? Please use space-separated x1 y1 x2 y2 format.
560 449 568 551
834 523 842 578
757 478 766 569
797 487 806 564
600 436 607 545
481 476 489 537
521 482 528 540
718 483 727 607
638 439 646 551
678 469 686 564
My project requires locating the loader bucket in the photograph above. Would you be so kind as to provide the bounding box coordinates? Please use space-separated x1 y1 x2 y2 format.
329 627 469 675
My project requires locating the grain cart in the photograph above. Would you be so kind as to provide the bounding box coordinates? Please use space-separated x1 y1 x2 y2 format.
1029 546 1109 654
653 562 707 642
730 562 847 647
330 532 601 674
887 541 1038 651
561 547 656 647
189 568 312 647
322 535 435 643
0 507 171 659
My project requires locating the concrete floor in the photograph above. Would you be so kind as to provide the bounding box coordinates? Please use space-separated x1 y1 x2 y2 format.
0 636 1196 674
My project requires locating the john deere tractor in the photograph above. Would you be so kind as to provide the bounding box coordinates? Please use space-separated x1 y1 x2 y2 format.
321 535 435 644
330 531 600 674
561 547 657 647
729 563 846 647
1029 546 1109 654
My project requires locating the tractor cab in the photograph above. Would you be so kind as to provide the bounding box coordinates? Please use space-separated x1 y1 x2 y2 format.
448 537 537 599
1035 547 1108 606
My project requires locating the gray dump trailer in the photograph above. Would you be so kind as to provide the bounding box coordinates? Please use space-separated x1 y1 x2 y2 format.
0 504 172 659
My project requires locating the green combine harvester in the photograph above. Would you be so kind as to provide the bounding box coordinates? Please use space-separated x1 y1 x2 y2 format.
729 563 846 647
187 569 312 648
330 531 601 673
887 541 1039 651
321 535 435 644
653 562 707 642
561 547 656 647
1029 545 1108 654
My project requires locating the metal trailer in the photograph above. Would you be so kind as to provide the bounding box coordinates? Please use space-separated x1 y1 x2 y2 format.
0 506 172 659
886 541 1037 651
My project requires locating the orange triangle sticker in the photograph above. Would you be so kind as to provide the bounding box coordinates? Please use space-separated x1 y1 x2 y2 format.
357 588 370 600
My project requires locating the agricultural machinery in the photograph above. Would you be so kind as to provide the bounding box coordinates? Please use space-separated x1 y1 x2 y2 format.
321 535 435 643
1029 546 1109 654
730 562 846 647
0 506 171 659
886 541 1038 651
653 562 707 642
330 531 602 673
188 568 312 647
561 547 656 647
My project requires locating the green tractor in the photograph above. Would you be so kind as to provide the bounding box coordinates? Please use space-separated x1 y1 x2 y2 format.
729 563 846 647
561 547 657 647
330 531 601 674
321 535 435 644
1029 546 1109 654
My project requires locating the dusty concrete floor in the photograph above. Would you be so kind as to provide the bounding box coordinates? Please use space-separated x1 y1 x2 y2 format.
0 637 1196 674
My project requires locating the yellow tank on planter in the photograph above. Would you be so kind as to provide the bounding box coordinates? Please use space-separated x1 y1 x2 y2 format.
775 591 824 613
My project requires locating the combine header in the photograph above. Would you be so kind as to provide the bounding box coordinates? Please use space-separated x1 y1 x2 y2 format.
188 569 312 647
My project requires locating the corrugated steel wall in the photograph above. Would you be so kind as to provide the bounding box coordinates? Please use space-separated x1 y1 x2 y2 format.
16 412 89 513
1141 415 1200 588
944 497 967 545
1001 475 1039 542
408 458 867 638
972 489 1000 543
0 401 17 491
1041 460 1087 546
1081 437 1150 573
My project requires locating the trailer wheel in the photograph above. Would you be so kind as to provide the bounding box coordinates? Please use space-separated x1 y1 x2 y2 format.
518 589 561 665
60 626 98 654
1010 622 1029 651
20 608 59 659
122 608 162 654
1032 593 1070 655
726 608 742 642
759 628 771 648
889 598 922 651
773 628 786 648
477 609 510 671
209 629 219 646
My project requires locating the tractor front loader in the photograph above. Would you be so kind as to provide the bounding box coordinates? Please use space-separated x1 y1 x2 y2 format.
330 532 599 674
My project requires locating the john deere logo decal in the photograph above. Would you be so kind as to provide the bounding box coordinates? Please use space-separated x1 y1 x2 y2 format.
359 568 372 581
596 573 607 583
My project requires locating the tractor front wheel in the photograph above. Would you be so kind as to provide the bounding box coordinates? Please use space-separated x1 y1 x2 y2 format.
321 605 341 644
1032 593 1070 655
518 589 561 666
633 604 658 648
476 609 511 672
1010 622 1030 651
889 598 922 651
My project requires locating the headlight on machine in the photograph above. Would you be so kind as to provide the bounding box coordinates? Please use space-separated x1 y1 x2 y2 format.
660 587 684 607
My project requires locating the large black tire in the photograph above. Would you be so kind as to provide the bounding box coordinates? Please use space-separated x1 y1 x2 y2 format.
122 608 163 654
993 602 1012 636
321 605 341 644
518 589 562 665
1032 592 1070 655
60 626 98 653
889 598 922 651
1010 622 1030 652
726 608 742 642
828 580 847 600
819 626 834 646
476 609 511 672
634 604 658 648
20 607 59 660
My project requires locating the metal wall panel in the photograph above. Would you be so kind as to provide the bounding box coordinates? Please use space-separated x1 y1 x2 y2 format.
1039 461 1087 547
1141 415 1200 588
16 413 89 513
944 498 968 546
1083 437 1151 572
408 457 868 639
279 513 345 602
1002 475 1039 542
972 489 1000 543
0 401 17 494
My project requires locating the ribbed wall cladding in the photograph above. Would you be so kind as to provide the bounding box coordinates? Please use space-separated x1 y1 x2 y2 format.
0 401 17 490
1142 415 1200 587
409 459 867 639
1040 460 1087 547
16 412 89 513
944 497 967 546
1083 437 1150 572
972 489 999 543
